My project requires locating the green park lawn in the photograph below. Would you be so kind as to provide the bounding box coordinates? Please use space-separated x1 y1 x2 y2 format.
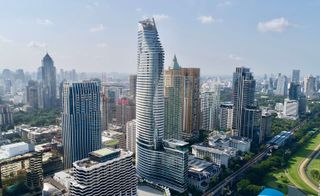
286 133 320 195
265 133 320 195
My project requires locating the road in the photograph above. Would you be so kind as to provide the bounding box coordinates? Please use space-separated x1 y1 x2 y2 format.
298 143 320 193
204 146 272 196
204 120 306 196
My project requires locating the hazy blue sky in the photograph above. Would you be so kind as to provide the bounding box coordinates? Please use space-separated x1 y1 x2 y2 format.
0 0 319 76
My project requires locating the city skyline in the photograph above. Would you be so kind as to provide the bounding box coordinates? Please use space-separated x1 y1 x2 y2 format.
0 0 320 75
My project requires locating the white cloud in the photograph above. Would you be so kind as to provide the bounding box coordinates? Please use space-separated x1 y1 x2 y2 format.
152 14 169 22
86 2 99 10
228 54 243 61
27 41 47 48
0 35 12 43
197 16 216 24
216 1 232 7
36 18 53 26
257 17 290 32
96 43 108 48
90 24 105 32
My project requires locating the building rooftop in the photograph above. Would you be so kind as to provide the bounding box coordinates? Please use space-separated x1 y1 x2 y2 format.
74 148 131 170
192 144 237 156
163 139 189 147
0 141 28 150
188 155 216 172
90 148 115 158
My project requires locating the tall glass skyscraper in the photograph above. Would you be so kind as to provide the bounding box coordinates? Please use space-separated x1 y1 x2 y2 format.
136 18 188 193
39 53 57 109
62 81 101 169
232 67 256 137
292 69 300 84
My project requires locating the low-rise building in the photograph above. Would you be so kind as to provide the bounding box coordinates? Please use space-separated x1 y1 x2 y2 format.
208 131 251 152
188 155 220 192
283 99 298 120
0 142 33 159
17 125 61 144
191 144 237 167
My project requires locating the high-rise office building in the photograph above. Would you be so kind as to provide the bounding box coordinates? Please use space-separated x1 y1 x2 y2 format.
181 68 201 140
69 148 137 196
220 102 233 131
298 95 307 115
39 53 57 109
129 74 137 98
126 119 136 154
0 105 13 130
292 69 300 84
232 67 256 137
101 85 109 131
164 55 182 140
136 18 188 193
242 106 261 143
275 74 288 96
200 83 220 131
164 56 200 140
26 80 39 109
289 83 300 100
115 97 136 127
260 113 272 144
304 75 316 98
62 81 101 169
100 85 117 130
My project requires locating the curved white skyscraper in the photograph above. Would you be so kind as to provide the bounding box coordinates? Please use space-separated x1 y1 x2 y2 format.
136 18 188 194
136 18 164 150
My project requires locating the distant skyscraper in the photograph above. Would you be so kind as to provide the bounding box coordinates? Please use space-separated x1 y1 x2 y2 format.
232 67 256 136
26 80 39 109
115 97 136 126
62 81 101 169
289 83 300 100
220 102 233 131
304 75 316 98
40 53 57 109
100 85 117 130
292 69 300 84
164 55 182 140
126 119 136 154
69 148 137 196
275 74 288 96
0 105 13 130
298 95 307 115
200 82 220 131
129 74 137 98
136 18 188 193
